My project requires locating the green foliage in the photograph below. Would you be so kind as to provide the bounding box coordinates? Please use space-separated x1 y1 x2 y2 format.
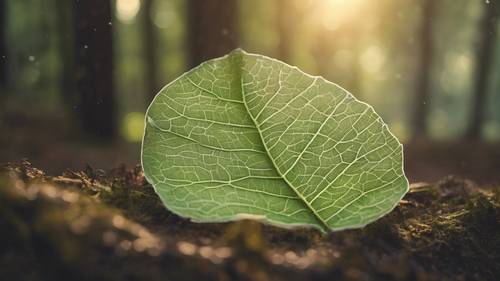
141 50 409 233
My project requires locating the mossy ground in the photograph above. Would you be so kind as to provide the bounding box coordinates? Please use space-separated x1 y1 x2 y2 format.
1 161 499 281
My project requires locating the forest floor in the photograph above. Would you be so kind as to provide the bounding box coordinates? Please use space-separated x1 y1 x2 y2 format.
1 161 499 281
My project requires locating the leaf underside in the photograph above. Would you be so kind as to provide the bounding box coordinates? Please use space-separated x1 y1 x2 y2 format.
141 49 409 233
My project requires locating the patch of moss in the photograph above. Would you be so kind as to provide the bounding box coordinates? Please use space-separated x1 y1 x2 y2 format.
1 162 499 281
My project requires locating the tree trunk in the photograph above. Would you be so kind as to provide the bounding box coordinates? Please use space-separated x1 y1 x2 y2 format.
141 0 158 101
465 1 499 140
0 0 6 90
276 0 291 63
312 26 361 97
56 0 74 103
73 0 114 139
412 0 435 140
187 0 238 67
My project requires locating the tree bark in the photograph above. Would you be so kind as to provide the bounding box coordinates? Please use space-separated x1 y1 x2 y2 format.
0 0 6 90
187 0 238 68
73 0 114 139
141 0 158 102
465 1 499 140
412 0 435 140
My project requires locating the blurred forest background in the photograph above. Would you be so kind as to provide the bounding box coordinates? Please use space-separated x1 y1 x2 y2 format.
0 0 499 183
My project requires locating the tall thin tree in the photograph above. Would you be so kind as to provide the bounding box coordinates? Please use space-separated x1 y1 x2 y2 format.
466 1 499 139
187 0 238 67
0 0 6 91
73 0 114 139
412 0 435 140
141 0 158 101
56 0 74 102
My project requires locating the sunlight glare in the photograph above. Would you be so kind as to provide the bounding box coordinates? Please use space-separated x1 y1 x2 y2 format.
122 112 145 142
319 0 366 30
116 0 140 23
361 45 385 73
440 52 473 94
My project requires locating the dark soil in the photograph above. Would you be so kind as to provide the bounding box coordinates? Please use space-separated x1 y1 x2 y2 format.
1 161 499 281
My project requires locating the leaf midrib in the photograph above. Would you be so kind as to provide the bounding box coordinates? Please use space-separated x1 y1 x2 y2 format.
237 59 330 233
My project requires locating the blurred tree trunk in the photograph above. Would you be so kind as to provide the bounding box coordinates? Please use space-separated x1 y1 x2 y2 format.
56 1 74 103
187 0 238 67
412 0 435 140
73 0 115 139
276 0 291 62
0 0 6 90
312 26 361 96
465 1 499 140
141 0 159 101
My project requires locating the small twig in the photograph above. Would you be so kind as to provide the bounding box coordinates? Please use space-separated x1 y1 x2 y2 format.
409 182 433 193
52 177 82 185
52 176 111 192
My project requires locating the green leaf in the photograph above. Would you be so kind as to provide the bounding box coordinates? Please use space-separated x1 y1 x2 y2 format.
141 49 409 233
